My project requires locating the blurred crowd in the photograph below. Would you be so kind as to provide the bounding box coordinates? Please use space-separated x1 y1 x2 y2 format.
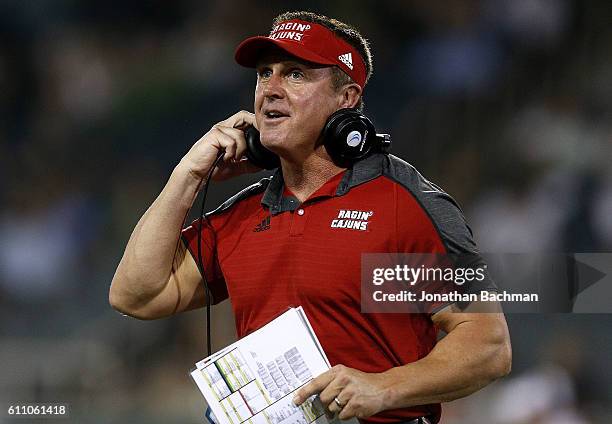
1 1 610 423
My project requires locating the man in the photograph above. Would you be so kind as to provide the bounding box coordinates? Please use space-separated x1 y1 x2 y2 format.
110 11 511 424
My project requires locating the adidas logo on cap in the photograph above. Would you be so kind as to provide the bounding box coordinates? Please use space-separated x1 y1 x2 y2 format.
338 52 354 70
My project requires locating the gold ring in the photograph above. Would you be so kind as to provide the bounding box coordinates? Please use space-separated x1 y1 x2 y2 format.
334 397 345 408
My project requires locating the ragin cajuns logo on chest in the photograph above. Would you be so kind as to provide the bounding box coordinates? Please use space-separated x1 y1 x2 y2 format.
269 22 312 41
330 209 373 231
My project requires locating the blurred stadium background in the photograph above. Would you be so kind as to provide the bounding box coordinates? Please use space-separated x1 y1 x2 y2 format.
1 0 611 423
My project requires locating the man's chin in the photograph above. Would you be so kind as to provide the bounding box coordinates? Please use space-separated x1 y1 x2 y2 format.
260 133 284 152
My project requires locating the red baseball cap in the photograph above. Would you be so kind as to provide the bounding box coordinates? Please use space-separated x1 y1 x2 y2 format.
235 19 367 88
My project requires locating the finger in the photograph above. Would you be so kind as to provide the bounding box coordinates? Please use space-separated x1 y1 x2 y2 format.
318 381 345 408
338 401 356 421
209 128 236 161
325 394 345 415
214 125 248 159
293 371 334 405
220 110 256 130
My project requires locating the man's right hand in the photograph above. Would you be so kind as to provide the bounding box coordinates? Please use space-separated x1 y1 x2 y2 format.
180 110 262 182
110 110 266 319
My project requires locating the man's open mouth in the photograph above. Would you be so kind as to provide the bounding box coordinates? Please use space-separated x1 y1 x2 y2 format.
263 110 289 119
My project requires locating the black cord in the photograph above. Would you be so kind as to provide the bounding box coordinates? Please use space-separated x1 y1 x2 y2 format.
196 151 225 357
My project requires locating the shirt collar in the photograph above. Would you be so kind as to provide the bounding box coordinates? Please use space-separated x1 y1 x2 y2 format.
261 153 386 214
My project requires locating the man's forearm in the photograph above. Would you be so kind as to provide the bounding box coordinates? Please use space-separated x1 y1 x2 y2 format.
109 161 202 312
293 312 511 420
381 314 511 409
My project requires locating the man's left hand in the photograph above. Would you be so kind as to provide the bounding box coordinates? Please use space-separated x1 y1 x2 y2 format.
292 364 389 420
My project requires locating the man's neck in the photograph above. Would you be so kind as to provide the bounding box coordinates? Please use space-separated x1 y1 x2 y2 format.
280 151 345 202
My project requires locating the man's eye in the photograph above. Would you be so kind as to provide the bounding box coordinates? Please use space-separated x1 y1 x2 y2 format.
289 70 303 79
258 69 272 79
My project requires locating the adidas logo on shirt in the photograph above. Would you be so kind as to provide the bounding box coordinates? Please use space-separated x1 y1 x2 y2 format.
253 216 271 232
338 52 354 70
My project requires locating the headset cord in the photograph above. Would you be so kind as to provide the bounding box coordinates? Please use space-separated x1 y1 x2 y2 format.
196 150 225 357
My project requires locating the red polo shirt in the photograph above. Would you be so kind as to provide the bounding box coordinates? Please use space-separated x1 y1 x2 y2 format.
182 153 495 424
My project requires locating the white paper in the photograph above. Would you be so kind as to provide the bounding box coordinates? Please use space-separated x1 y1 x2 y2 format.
191 307 357 424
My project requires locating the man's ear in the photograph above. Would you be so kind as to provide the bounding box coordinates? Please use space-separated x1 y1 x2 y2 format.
339 84 362 109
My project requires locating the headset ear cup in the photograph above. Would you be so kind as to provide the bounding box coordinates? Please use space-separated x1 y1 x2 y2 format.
244 126 280 170
323 108 377 167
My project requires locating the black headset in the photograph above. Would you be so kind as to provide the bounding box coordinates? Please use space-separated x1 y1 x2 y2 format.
244 108 391 169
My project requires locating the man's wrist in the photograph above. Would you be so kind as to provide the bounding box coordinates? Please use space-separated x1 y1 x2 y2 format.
176 158 206 184
378 366 414 411
169 160 206 207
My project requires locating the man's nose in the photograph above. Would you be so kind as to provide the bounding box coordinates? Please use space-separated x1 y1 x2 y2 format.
263 73 284 99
